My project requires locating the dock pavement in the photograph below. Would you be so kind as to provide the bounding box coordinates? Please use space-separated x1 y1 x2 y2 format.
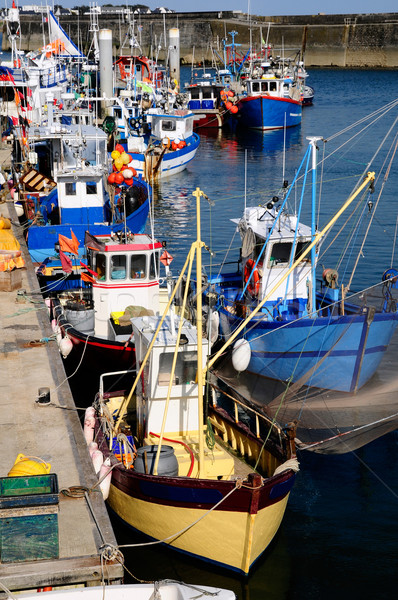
0 158 124 590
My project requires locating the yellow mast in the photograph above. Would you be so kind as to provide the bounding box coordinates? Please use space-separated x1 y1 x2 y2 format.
192 187 206 475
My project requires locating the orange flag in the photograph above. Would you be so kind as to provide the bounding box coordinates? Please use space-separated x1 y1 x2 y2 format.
58 231 79 255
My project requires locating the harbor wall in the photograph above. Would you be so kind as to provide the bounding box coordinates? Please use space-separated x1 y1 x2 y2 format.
3 11 398 68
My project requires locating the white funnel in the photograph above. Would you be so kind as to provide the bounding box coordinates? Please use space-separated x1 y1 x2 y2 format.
99 29 113 107
169 28 180 87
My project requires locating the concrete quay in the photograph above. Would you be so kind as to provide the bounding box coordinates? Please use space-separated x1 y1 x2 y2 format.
0 195 123 590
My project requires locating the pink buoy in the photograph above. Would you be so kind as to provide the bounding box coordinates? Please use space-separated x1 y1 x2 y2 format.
84 407 96 444
99 457 112 500
91 449 103 475
88 441 98 457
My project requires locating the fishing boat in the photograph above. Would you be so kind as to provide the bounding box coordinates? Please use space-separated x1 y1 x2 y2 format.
106 104 200 182
5 581 236 600
204 134 398 394
231 62 302 130
47 227 174 396
0 4 85 128
185 72 226 129
90 188 299 576
12 113 150 264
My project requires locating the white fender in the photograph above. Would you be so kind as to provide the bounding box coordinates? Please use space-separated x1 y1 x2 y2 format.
232 338 251 372
88 441 98 457
207 311 220 346
99 457 112 500
59 335 72 358
84 408 96 444
14 201 24 217
91 449 103 475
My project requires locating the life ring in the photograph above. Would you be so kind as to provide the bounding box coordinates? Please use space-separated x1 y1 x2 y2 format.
244 259 261 296
162 137 170 149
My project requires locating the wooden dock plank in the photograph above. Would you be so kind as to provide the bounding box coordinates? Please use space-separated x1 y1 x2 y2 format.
0 200 123 589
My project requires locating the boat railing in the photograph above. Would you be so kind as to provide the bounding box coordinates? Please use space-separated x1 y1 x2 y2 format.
209 380 282 441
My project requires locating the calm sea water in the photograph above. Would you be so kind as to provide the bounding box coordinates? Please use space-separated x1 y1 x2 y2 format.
112 68 398 597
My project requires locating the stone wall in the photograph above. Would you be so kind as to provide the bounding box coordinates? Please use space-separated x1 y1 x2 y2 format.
3 11 398 68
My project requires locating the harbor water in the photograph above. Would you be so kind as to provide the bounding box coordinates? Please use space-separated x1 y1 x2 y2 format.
85 68 398 597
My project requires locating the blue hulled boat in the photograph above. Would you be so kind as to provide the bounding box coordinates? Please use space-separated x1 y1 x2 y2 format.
14 120 150 263
232 73 302 130
205 137 398 393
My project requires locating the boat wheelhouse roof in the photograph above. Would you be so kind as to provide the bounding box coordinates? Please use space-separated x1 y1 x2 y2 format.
27 123 107 142
92 233 163 253
233 206 312 241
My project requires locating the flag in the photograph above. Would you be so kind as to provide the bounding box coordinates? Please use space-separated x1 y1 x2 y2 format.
59 250 72 273
84 231 105 252
58 232 79 255
81 272 96 284
0 66 15 83
71 230 79 254
80 261 98 278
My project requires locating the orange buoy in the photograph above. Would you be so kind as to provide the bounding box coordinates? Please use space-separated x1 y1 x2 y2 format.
230 105 238 114
225 101 233 110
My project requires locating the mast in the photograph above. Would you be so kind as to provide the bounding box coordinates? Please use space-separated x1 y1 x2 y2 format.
307 136 322 316
192 187 205 475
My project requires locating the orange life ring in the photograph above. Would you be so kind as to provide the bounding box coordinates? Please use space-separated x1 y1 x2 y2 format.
244 259 261 296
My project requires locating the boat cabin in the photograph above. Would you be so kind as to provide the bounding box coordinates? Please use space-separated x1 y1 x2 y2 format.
89 233 163 337
131 314 234 478
245 77 285 98
185 79 223 111
238 207 315 318
147 110 194 142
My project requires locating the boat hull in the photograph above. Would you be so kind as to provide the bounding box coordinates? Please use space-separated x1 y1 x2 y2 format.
128 134 200 180
52 300 136 400
192 109 223 129
234 95 302 130
27 194 150 263
107 462 295 575
219 306 398 392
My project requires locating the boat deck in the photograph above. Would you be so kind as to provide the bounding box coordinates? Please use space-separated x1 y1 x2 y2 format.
0 197 123 590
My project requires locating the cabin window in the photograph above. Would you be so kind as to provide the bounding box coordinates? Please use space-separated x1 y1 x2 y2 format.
252 82 260 93
130 254 146 279
65 182 76 196
114 108 122 119
86 182 97 195
110 254 127 280
96 253 106 280
158 351 198 386
190 89 200 100
162 120 176 132
269 81 277 92
269 242 292 266
149 251 160 280
261 81 268 92
295 241 312 263
202 88 212 99
269 242 312 266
